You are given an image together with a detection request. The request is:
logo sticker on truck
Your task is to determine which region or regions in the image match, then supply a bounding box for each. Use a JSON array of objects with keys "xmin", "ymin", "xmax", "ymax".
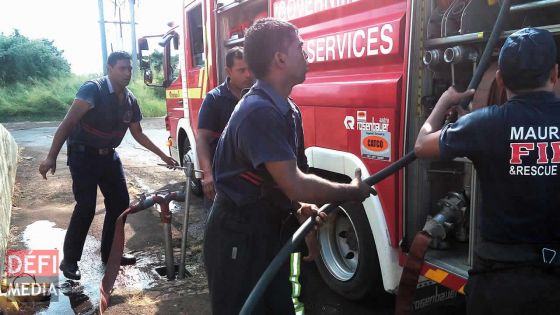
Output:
[
  {"xmin": 357, "ymin": 115, "xmax": 391, "ymax": 161},
  {"xmin": 361, "ymin": 129, "xmax": 391, "ymax": 161}
]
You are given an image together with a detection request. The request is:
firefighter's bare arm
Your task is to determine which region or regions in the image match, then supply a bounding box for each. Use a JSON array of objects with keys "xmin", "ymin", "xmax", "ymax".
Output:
[
  {"xmin": 266, "ymin": 160, "xmax": 372, "ymax": 204},
  {"xmin": 415, "ymin": 87, "xmax": 475, "ymax": 159},
  {"xmin": 39, "ymin": 99, "xmax": 91, "ymax": 179},
  {"xmin": 129, "ymin": 122, "xmax": 178, "ymax": 167},
  {"xmin": 196, "ymin": 128, "xmax": 220, "ymax": 200}
]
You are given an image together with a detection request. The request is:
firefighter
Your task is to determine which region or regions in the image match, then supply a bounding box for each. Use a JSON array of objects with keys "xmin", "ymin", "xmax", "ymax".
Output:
[
  {"xmin": 38, "ymin": 51, "xmax": 178, "ymax": 280},
  {"xmin": 203, "ymin": 18, "xmax": 372, "ymax": 314},
  {"xmin": 414, "ymin": 27, "xmax": 560, "ymax": 314},
  {"xmin": 196, "ymin": 46, "xmax": 315, "ymax": 313},
  {"xmin": 196, "ymin": 47, "xmax": 253, "ymax": 212}
]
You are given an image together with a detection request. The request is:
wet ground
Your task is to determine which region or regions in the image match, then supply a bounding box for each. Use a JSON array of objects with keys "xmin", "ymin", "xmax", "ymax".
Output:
[
  {"xmin": 5, "ymin": 118, "xmax": 210, "ymax": 314},
  {"xmin": 3, "ymin": 118, "xmax": 465, "ymax": 314}
]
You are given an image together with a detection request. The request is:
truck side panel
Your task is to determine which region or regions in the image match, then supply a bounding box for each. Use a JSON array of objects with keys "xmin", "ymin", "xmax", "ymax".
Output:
[{"xmin": 277, "ymin": 0, "xmax": 409, "ymax": 246}]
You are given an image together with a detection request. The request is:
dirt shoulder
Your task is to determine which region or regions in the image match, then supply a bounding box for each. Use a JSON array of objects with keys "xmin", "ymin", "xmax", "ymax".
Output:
[{"xmin": 7, "ymin": 119, "xmax": 210, "ymax": 314}]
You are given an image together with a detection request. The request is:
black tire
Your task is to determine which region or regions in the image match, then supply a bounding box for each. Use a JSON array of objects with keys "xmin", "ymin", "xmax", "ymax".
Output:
[
  {"xmin": 182, "ymin": 139, "xmax": 203, "ymax": 197},
  {"xmin": 315, "ymin": 201, "xmax": 385, "ymax": 300}
]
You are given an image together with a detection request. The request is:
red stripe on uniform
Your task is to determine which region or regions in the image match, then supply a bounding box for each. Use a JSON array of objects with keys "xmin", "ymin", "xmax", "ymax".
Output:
[
  {"xmin": 83, "ymin": 123, "xmax": 113, "ymax": 138},
  {"xmin": 240, "ymin": 173, "xmax": 261, "ymax": 186},
  {"xmin": 243, "ymin": 171, "xmax": 263, "ymax": 183}
]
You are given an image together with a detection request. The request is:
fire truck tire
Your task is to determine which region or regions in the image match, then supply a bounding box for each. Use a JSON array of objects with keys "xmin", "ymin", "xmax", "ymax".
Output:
[
  {"xmin": 182, "ymin": 143, "xmax": 203, "ymax": 197},
  {"xmin": 315, "ymin": 201, "xmax": 384, "ymax": 300}
]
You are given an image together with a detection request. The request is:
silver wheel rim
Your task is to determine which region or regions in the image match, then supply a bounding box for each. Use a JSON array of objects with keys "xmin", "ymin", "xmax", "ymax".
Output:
[
  {"xmin": 183, "ymin": 150, "xmax": 193, "ymax": 177},
  {"xmin": 318, "ymin": 206, "xmax": 359, "ymax": 281}
]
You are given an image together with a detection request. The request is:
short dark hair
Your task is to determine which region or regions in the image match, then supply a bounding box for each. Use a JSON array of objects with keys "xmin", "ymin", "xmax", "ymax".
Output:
[
  {"xmin": 499, "ymin": 27, "xmax": 557, "ymax": 91},
  {"xmin": 244, "ymin": 18, "xmax": 298, "ymax": 79},
  {"xmin": 226, "ymin": 47, "xmax": 244, "ymax": 68},
  {"xmin": 107, "ymin": 51, "xmax": 132, "ymax": 66}
]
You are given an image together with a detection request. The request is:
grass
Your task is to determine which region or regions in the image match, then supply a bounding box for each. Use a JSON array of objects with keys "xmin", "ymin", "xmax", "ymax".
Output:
[{"xmin": 0, "ymin": 74, "xmax": 167, "ymax": 122}]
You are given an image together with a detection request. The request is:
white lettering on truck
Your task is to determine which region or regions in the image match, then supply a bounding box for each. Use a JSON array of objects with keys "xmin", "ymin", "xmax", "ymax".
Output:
[
  {"xmin": 273, "ymin": 0, "xmax": 360, "ymax": 21},
  {"xmin": 305, "ymin": 23, "xmax": 395, "ymax": 63}
]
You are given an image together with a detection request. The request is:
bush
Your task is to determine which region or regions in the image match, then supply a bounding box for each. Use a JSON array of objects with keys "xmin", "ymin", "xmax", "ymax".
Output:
[
  {"xmin": 0, "ymin": 30, "xmax": 71, "ymax": 86},
  {"xmin": 128, "ymin": 78, "xmax": 167, "ymax": 117},
  {"xmin": 0, "ymin": 75, "xmax": 166, "ymax": 122},
  {"xmin": 0, "ymin": 75, "xmax": 85, "ymax": 121}
]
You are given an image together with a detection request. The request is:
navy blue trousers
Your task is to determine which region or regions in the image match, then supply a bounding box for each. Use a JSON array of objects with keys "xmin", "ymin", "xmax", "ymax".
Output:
[
  {"xmin": 203, "ymin": 194, "xmax": 296, "ymax": 315},
  {"xmin": 466, "ymin": 260, "xmax": 560, "ymax": 315},
  {"xmin": 63, "ymin": 150, "xmax": 129, "ymax": 263}
]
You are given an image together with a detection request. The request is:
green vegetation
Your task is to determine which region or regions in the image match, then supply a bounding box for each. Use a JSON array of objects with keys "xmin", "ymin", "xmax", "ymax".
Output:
[
  {"xmin": 0, "ymin": 75, "xmax": 84, "ymax": 121},
  {"xmin": 0, "ymin": 75, "xmax": 167, "ymax": 122},
  {"xmin": 128, "ymin": 78, "xmax": 167, "ymax": 118},
  {"xmin": 0, "ymin": 31, "xmax": 167, "ymax": 122},
  {"xmin": 0, "ymin": 30, "xmax": 70, "ymax": 86}
]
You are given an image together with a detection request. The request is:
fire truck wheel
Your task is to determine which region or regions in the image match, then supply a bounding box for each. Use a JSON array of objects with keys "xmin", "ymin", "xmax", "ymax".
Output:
[
  {"xmin": 183, "ymin": 145, "xmax": 203, "ymax": 197},
  {"xmin": 315, "ymin": 201, "xmax": 384, "ymax": 300}
]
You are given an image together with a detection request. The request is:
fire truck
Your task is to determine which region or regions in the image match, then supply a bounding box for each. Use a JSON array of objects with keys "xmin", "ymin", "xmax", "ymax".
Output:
[{"xmin": 138, "ymin": 0, "xmax": 560, "ymax": 304}]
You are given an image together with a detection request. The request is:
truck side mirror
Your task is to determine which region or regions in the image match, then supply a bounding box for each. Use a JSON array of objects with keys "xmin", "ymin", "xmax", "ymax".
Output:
[
  {"xmin": 143, "ymin": 69, "xmax": 153, "ymax": 84},
  {"xmin": 138, "ymin": 37, "xmax": 150, "ymax": 70},
  {"xmin": 138, "ymin": 37, "xmax": 149, "ymax": 51}
]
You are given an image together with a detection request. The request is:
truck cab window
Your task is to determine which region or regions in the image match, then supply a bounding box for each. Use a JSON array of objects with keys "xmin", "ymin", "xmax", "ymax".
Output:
[{"xmin": 188, "ymin": 4, "xmax": 204, "ymax": 67}]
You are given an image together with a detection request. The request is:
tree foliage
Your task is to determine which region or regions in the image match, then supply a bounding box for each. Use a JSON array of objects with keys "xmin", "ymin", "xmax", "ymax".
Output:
[
  {"xmin": 148, "ymin": 50, "xmax": 179, "ymax": 78},
  {"xmin": 0, "ymin": 30, "xmax": 71, "ymax": 86}
]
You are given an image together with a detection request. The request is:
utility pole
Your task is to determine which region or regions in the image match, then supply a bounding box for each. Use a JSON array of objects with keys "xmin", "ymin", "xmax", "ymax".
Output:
[
  {"xmin": 129, "ymin": 0, "xmax": 138, "ymax": 77},
  {"xmin": 98, "ymin": 0, "xmax": 108, "ymax": 75}
]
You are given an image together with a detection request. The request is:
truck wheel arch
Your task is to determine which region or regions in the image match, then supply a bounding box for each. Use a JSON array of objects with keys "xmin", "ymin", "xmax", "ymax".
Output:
[{"xmin": 305, "ymin": 147, "xmax": 402, "ymax": 294}]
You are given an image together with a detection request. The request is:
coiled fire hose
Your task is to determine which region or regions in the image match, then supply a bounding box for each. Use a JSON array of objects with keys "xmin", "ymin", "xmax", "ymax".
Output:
[{"xmin": 241, "ymin": 1, "xmax": 511, "ymax": 314}]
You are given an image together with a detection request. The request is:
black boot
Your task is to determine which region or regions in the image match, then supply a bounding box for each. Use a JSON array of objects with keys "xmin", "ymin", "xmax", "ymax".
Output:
[
  {"xmin": 102, "ymin": 253, "xmax": 137, "ymax": 266},
  {"xmin": 120, "ymin": 253, "xmax": 137, "ymax": 266},
  {"xmin": 60, "ymin": 259, "xmax": 81, "ymax": 280}
]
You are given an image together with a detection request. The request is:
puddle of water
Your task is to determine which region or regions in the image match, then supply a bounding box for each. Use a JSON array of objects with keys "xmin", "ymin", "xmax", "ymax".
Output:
[
  {"xmin": 169, "ymin": 200, "xmax": 185, "ymax": 215},
  {"xmin": 13, "ymin": 220, "xmax": 161, "ymax": 314}
]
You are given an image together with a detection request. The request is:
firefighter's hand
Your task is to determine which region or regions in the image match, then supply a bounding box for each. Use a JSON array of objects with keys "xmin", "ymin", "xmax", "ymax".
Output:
[
  {"xmin": 303, "ymin": 230, "xmax": 320, "ymax": 262},
  {"xmin": 436, "ymin": 86, "xmax": 475, "ymax": 112},
  {"xmin": 350, "ymin": 168, "xmax": 376, "ymax": 201},
  {"xmin": 296, "ymin": 203, "xmax": 325, "ymax": 262},
  {"xmin": 161, "ymin": 155, "xmax": 179, "ymax": 169},
  {"xmin": 201, "ymin": 174, "xmax": 216, "ymax": 200},
  {"xmin": 39, "ymin": 157, "xmax": 56, "ymax": 180},
  {"xmin": 296, "ymin": 203, "xmax": 327, "ymax": 226}
]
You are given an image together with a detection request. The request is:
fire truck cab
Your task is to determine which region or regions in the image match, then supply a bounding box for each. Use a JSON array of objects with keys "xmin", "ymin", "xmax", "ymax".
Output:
[{"xmin": 138, "ymin": 0, "xmax": 560, "ymax": 303}]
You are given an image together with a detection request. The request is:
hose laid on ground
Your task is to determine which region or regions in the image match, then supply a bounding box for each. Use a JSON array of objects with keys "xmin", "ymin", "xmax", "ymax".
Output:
[
  {"xmin": 99, "ymin": 190, "xmax": 185, "ymax": 313},
  {"xmin": 239, "ymin": 151, "xmax": 417, "ymax": 315}
]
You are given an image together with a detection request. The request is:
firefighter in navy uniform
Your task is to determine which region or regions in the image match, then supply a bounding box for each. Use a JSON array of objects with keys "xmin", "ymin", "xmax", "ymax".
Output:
[
  {"xmin": 39, "ymin": 51, "xmax": 178, "ymax": 280},
  {"xmin": 203, "ymin": 18, "xmax": 373, "ymax": 315},
  {"xmin": 196, "ymin": 47, "xmax": 253, "ymax": 212},
  {"xmin": 415, "ymin": 28, "xmax": 560, "ymax": 314}
]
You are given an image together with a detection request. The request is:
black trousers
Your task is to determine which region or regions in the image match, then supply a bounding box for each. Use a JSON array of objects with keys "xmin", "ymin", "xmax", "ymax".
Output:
[
  {"xmin": 466, "ymin": 260, "xmax": 560, "ymax": 315},
  {"xmin": 203, "ymin": 194, "xmax": 296, "ymax": 315},
  {"xmin": 63, "ymin": 150, "xmax": 129, "ymax": 263}
]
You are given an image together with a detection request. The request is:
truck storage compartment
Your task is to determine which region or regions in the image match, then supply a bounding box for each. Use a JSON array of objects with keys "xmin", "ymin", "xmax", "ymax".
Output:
[{"xmin": 404, "ymin": 0, "xmax": 560, "ymax": 279}]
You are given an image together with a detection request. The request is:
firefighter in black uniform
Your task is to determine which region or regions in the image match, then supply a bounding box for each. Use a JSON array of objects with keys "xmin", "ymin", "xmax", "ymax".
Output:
[
  {"xmin": 39, "ymin": 51, "xmax": 178, "ymax": 280},
  {"xmin": 415, "ymin": 27, "xmax": 560, "ymax": 314},
  {"xmin": 203, "ymin": 18, "xmax": 373, "ymax": 314}
]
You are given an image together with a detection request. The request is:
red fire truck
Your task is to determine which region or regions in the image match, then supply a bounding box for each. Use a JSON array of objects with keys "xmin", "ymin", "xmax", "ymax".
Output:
[{"xmin": 138, "ymin": 0, "xmax": 560, "ymax": 305}]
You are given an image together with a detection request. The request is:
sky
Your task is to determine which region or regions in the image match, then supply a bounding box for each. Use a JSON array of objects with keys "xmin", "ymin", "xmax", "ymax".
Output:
[{"xmin": 0, "ymin": 0, "xmax": 182, "ymax": 75}]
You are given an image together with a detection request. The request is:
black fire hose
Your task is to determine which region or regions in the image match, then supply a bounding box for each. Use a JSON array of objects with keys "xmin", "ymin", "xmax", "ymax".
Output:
[{"xmin": 240, "ymin": 151, "xmax": 417, "ymax": 315}]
